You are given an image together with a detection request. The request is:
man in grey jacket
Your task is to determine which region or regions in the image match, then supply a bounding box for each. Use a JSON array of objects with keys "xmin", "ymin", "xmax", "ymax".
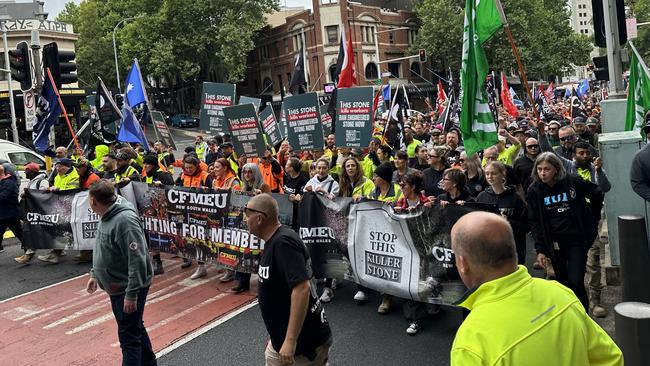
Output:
[{"xmin": 85, "ymin": 179, "xmax": 156, "ymax": 365}]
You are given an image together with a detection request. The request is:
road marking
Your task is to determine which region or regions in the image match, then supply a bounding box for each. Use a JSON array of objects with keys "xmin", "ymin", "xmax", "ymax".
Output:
[
  {"xmin": 0, "ymin": 274, "xmax": 88, "ymax": 304},
  {"xmin": 66, "ymin": 313, "xmax": 114, "ymax": 335},
  {"xmin": 155, "ymin": 299, "xmax": 259, "ymax": 358}
]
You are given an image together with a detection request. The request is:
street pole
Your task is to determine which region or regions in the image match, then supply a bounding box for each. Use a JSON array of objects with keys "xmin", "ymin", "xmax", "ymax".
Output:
[
  {"xmin": 374, "ymin": 26, "xmax": 409, "ymax": 78},
  {"xmin": 602, "ymin": 0, "xmax": 625, "ymax": 97},
  {"xmin": 2, "ymin": 21, "xmax": 19, "ymax": 143},
  {"xmin": 113, "ymin": 15, "xmax": 144, "ymax": 93}
]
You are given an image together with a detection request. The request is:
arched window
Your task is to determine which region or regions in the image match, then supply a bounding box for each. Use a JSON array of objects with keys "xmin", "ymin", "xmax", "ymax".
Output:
[
  {"xmin": 329, "ymin": 64, "xmax": 338, "ymax": 82},
  {"xmin": 365, "ymin": 62, "xmax": 378, "ymax": 80},
  {"xmin": 410, "ymin": 63, "xmax": 421, "ymax": 78}
]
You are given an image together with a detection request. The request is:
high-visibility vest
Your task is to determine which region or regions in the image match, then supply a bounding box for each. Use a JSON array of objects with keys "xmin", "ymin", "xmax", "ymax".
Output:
[
  {"xmin": 195, "ymin": 143, "xmax": 207, "ymax": 160},
  {"xmin": 54, "ymin": 168, "xmax": 80, "ymax": 191},
  {"xmin": 181, "ymin": 170, "xmax": 209, "ymax": 188},
  {"xmin": 114, "ymin": 165, "xmax": 138, "ymax": 183}
]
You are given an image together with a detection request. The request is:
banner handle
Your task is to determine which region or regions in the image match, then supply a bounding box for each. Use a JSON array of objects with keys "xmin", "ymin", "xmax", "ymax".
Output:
[{"xmin": 46, "ymin": 68, "xmax": 82, "ymax": 153}]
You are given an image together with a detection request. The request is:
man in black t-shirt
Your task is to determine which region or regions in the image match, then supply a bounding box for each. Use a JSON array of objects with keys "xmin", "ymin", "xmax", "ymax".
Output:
[{"xmin": 245, "ymin": 194, "xmax": 332, "ymax": 365}]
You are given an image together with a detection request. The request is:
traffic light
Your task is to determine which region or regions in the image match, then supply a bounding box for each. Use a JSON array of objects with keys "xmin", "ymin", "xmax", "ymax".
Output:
[
  {"xmin": 592, "ymin": 0, "xmax": 627, "ymax": 48},
  {"xmin": 418, "ymin": 49, "xmax": 426, "ymax": 63},
  {"xmin": 8, "ymin": 41, "xmax": 33, "ymax": 91},
  {"xmin": 42, "ymin": 42, "xmax": 78, "ymax": 89},
  {"xmin": 592, "ymin": 56, "xmax": 609, "ymax": 81}
]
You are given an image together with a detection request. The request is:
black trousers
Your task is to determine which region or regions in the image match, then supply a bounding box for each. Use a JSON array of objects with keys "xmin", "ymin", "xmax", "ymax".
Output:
[
  {"xmin": 552, "ymin": 244, "xmax": 590, "ymax": 311},
  {"xmin": 0, "ymin": 218, "xmax": 22, "ymax": 247},
  {"xmin": 110, "ymin": 286, "xmax": 157, "ymax": 366}
]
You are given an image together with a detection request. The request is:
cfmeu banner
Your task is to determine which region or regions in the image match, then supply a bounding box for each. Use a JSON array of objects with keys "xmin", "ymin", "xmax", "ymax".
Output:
[
  {"xmin": 125, "ymin": 182, "xmax": 293, "ymax": 273},
  {"xmin": 22, "ymin": 189, "xmax": 98, "ymax": 251},
  {"xmin": 297, "ymin": 193, "xmax": 493, "ymax": 305}
]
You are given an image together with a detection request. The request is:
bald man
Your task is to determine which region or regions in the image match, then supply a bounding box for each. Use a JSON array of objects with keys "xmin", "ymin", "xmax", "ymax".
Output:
[
  {"xmin": 246, "ymin": 194, "xmax": 332, "ymax": 366},
  {"xmin": 450, "ymin": 211, "xmax": 622, "ymax": 366}
]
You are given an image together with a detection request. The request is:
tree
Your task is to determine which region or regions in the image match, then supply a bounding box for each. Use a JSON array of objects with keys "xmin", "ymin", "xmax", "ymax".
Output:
[
  {"xmin": 629, "ymin": 0, "xmax": 650, "ymax": 61},
  {"xmin": 415, "ymin": 0, "xmax": 593, "ymax": 80}
]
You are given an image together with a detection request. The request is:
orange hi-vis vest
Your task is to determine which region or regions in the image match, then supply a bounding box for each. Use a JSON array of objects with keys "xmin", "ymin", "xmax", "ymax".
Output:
[{"xmin": 181, "ymin": 170, "xmax": 209, "ymax": 188}]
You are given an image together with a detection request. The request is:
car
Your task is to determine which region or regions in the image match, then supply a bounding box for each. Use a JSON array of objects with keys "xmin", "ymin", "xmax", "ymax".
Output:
[
  {"xmin": 0, "ymin": 139, "xmax": 46, "ymax": 192},
  {"xmin": 170, "ymin": 114, "xmax": 198, "ymax": 128}
]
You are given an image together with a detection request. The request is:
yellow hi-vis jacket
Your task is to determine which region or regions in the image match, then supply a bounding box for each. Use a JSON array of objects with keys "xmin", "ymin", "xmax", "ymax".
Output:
[
  {"xmin": 451, "ymin": 265, "xmax": 623, "ymax": 366},
  {"xmin": 53, "ymin": 168, "xmax": 80, "ymax": 191}
]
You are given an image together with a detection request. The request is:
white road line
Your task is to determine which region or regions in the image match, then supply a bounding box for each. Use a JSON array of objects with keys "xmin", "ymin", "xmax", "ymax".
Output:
[
  {"xmin": 7, "ymin": 292, "xmax": 92, "ymax": 321},
  {"xmin": 42, "ymin": 299, "xmax": 110, "ymax": 329},
  {"xmin": 0, "ymin": 274, "xmax": 89, "ymax": 304},
  {"xmin": 23, "ymin": 295, "xmax": 104, "ymax": 325},
  {"xmin": 65, "ymin": 313, "xmax": 114, "ymax": 335},
  {"xmin": 155, "ymin": 300, "xmax": 259, "ymax": 359}
]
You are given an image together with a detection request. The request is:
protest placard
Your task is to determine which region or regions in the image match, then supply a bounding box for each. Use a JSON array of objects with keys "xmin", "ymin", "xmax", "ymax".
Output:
[
  {"xmin": 282, "ymin": 92, "xmax": 324, "ymax": 151},
  {"xmin": 224, "ymin": 104, "xmax": 266, "ymax": 157},
  {"xmin": 199, "ymin": 82, "xmax": 236, "ymax": 135},
  {"xmin": 335, "ymin": 87, "xmax": 374, "ymax": 148}
]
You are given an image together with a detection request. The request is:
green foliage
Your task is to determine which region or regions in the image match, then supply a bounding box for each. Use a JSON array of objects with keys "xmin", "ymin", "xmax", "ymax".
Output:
[
  {"xmin": 415, "ymin": 0, "xmax": 593, "ymax": 79},
  {"xmin": 630, "ymin": 0, "xmax": 650, "ymax": 62},
  {"xmin": 54, "ymin": 0, "xmax": 277, "ymax": 90}
]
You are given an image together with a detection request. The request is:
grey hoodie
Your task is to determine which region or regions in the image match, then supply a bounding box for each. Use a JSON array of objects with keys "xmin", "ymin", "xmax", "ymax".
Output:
[{"xmin": 90, "ymin": 196, "xmax": 153, "ymax": 301}]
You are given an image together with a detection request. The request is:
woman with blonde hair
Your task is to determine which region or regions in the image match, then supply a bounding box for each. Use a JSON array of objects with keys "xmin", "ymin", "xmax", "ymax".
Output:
[{"xmin": 459, "ymin": 151, "xmax": 486, "ymax": 197}]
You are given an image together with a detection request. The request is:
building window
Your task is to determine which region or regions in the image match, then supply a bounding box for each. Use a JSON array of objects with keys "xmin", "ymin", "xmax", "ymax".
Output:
[
  {"xmin": 389, "ymin": 29, "xmax": 395, "ymax": 44},
  {"xmin": 361, "ymin": 26, "xmax": 375, "ymax": 44},
  {"xmin": 365, "ymin": 62, "xmax": 378, "ymax": 80},
  {"xmin": 321, "ymin": 0, "xmax": 337, "ymax": 4},
  {"xmin": 408, "ymin": 29, "xmax": 418, "ymax": 45},
  {"xmin": 263, "ymin": 77, "xmax": 273, "ymax": 93},
  {"xmin": 293, "ymin": 34, "xmax": 304, "ymax": 51},
  {"xmin": 410, "ymin": 63, "xmax": 421, "ymax": 78},
  {"xmin": 325, "ymin": 25, "xmax": 339, "ymax": 44},
  {"xmin": 388, "ymin": 62, "xmax": 400, "ymax": 78},
  {"xmin": 284, "ymin": 39, "xmax": 289, "ymax": 54},
  {"xmin": 329, "ymin": 64, "xmax": 338, "ymax": 82}
]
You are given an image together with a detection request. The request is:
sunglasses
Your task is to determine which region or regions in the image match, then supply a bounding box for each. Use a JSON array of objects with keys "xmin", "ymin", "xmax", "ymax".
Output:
[
  {"xmin": 526, "ymin": 144, "xmax": 539, "ymax": 149},
  {"xmin": 559, "ymin": 136, "xmax": 575, "ymax": 142},
  {"xmin": 244, "ymin": 207, "xmax": 267, "ymax": 217}
]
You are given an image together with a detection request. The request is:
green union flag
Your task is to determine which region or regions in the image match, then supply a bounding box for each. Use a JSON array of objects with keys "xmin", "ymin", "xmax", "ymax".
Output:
[
  {"xmin": 625, "ymin": 47, "xmax": 650, "ymax": 134},
  {"xmin": 460, "ymin": 0, "xmax": 504, "ymax": 156}
]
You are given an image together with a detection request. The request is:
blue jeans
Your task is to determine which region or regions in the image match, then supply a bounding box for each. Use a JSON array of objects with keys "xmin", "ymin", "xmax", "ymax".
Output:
[{"xmin": 110, "ymin": 286, "xmax": 157, "ymax": 366}]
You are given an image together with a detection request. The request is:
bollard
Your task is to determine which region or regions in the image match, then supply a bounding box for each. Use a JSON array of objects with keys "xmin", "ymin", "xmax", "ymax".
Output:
[
  {"xmin": 617, "ymin": 216, "xmax": 650, "ymax": 303},
  {"xmin": 614, "ymin": 302, "xmax": 650, "ymax": 366}
]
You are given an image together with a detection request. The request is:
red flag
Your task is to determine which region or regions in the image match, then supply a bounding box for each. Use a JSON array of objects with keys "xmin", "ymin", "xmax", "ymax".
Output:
[
  {"xmin": 436, "ymin": 79, "xmax": 447, "ymax": 114},
  {"xmin": 500, "ymin": 72, "xmax": 519, "ymax": 118},
  {"xmin": 337, "ymin": 28, "xmax": 357, "ymax": 88},
  {"xmin": 544, "ymin": 81, "xmax": 554, "ymax": 104}
]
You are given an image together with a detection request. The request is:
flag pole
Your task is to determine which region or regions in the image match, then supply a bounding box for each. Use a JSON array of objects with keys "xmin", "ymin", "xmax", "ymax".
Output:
[
  {"xmin": 46, "ymin": 68, "xmax": 82, "ymax": 152},
  {"xmin": 495, "ymin": 0, "xmax": 541, "ymax": 125}
]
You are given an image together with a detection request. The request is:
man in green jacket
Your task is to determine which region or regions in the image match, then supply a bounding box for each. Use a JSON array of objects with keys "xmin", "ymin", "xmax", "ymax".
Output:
[
  {"xmin": 450, "ymin": 211, "xmax": 622, "ymax": 366},
  {"xmin": 85, "ymin": 179, "xmax": 156, "ymax": 365}
]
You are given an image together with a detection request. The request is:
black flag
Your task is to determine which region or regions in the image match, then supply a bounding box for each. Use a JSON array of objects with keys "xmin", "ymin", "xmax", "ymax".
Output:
[
  {"xmin": 535, "ymin": 89, "xmax": 552, "ymax": 120},
  {"xmin": 570, "ymin": 95, "xmax": 587, "ymax": 120},
  {"xmin": 91, "ymin": 78, "xmax": 122, "ymax": 144},
  {"xmin": 288, "ymin": 47, "xmax": 307, "ymax": 95}
]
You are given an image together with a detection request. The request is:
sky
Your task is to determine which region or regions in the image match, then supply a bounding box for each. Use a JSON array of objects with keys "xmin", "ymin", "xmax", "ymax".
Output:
[{"xmin": 43, "ymin": 0, "xmax": 313, "ymax": 20}]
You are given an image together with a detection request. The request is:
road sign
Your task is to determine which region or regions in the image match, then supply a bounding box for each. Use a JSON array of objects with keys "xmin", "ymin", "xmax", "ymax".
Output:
[{"xmin": 23, "ymin": 89, "xmax": 36, "ymax": 131}]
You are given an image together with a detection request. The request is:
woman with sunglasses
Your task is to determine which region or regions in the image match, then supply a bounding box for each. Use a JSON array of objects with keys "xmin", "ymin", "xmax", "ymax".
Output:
[
  {"xmin": 476, "ymin": 161, "xmax": 528, "ymax": 264},
  {"xmin": 229, "ymin": 163, "xmax": 271, "ymax": 294},
  {"xmin": 423, "ymin": 146, "xmax": 449, "ymax": 199},
  {"xmin": 459, "ymin": 151, "xmax": 486, "ymax": 197},
  {"xmin": 438, "ymin": 168, "xmax": 473, "ymax": 207}
]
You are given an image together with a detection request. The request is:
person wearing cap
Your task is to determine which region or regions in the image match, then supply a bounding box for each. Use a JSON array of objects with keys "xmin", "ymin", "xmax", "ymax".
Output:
[
  {"xmin": 13, "ymin": 163, "xmax": 49, "ymax": 263},
  {"xmin": 38, "ymin": 159, "xmax": 80, "ymax": 264},
  {"xmin": 572, "ymin": 116, "xmax": 596, "ymax": 147},
  {"xmin": 76, "ymin": 158, "xmax": 101, "ymax": 190},
  {"xmin": 204, "ymin": 139, "xmax": 221, "ymax": 165},
  {"xmin": 142, "ymin": 155, "xmax": 174, "ymax": 187},
  {"xmin": 220, "ymin": 142, "xmax": 240, "ymax": 174},
  {"xmin": 586, "ymin": 117, "xmax": 600, "ymax": 143},
  {"xmin": 546, "ymin": 120, "xmax": 562, "ymax": 148}
]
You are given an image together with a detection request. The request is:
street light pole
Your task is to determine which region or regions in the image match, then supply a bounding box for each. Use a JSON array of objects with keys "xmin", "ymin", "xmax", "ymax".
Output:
[
  {"xmin": 1, "ymin": 21, "xmax": 19, "ymax": 143},
  {"xmin": 113, "ymin": 15, "xmax": 144, "ymax": 93},
  {"xmin": 373, "ymin": 26, "xmax": 410, "ymax": 77}
]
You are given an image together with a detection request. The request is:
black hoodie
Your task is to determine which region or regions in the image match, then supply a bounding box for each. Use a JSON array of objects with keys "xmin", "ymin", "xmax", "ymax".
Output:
[{"xmin": 476, "ymin": 186, "xmax": 528, "ymax": 234}]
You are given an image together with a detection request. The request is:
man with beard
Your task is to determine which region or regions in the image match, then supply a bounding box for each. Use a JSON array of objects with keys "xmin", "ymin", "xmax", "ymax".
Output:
[
  {"xmin": 108, "ymin": 153, "xmax": 142, "ymax": 187},
  {"xmin": 413, "ymin": 122, "xmax": 431, "ymax": 144},
  {"xmin": 572, "ymin": 117, "xmax": 596, "ymax": 147}
]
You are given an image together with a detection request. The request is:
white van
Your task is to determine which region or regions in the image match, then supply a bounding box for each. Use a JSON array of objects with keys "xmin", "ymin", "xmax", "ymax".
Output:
[{"xmin": 0, "ymin": 139, "xmax": 46, "ymax": 191}]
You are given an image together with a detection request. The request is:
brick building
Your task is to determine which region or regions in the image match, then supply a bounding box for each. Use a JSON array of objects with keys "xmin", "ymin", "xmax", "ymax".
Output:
[{"xmin": 239, "ymin": 0, "xmax": 434, "ymax": 105}]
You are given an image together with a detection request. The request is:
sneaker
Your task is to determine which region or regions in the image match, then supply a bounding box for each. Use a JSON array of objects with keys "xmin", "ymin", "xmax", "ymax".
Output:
[
  {"xmin": 37, "ymin": 253, "xmax": 59, "ymax": 264},
  {"xmin": 406, "ymin": 321, "xmax": 422, "ymax": 335},
  {"xmin": 25, "ymin": 249, "xmax": 35, "ymax": 255},
  {"xmin": 320, "ymin": 287, "xmax": 334, "ymax": 303},
  {"xmin": 181, "ymin": 258, "xmax": 192, "ymax": 269},
  {"xmin": 591, "ymin": 304, "xmax": 608, "ymax": 318},
  {"xmin": 377, "ymin": 294, "xmax": 391, "ymax": 314},
  {"xmin": 153, "ymin": 261, "xmax": 165, "ymax": 276},
  {"xmin": 14, "ymin": 254, "xmax": 34, "ymax": 264},
  {"xmin": 353, "ymin": 290, "xmax": 368, "ymax": 302},
  {"xmin": 190, "ymin": 264, "xmax": 207, "ymax": 280},
  {"xmin": 219, "ymin": 270, "xmax": 235, "ymax": 283}
]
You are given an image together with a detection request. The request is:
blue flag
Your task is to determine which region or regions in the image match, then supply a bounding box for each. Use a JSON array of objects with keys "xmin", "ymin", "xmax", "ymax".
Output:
[
  {"xmin": 382, "ymin": 85, "xmax": 391, "ymax": 105},
  {"xmin": 32, "ymin": 75, "xmax": 62, "ymax": 154},
  {"xmin": 117, "ymin": 105, "xmax": 149, "ymax": 150},
  {"xmin": 124, "ymin": 59, "xmax": 147, "ymax": 108},
  {"xmin": 565, "ymin": 87, "xmax": 572, "ymax": 98},
  {"xmin": 576, "ymin": 79, "xmax": 589, "ymax": 98}
]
